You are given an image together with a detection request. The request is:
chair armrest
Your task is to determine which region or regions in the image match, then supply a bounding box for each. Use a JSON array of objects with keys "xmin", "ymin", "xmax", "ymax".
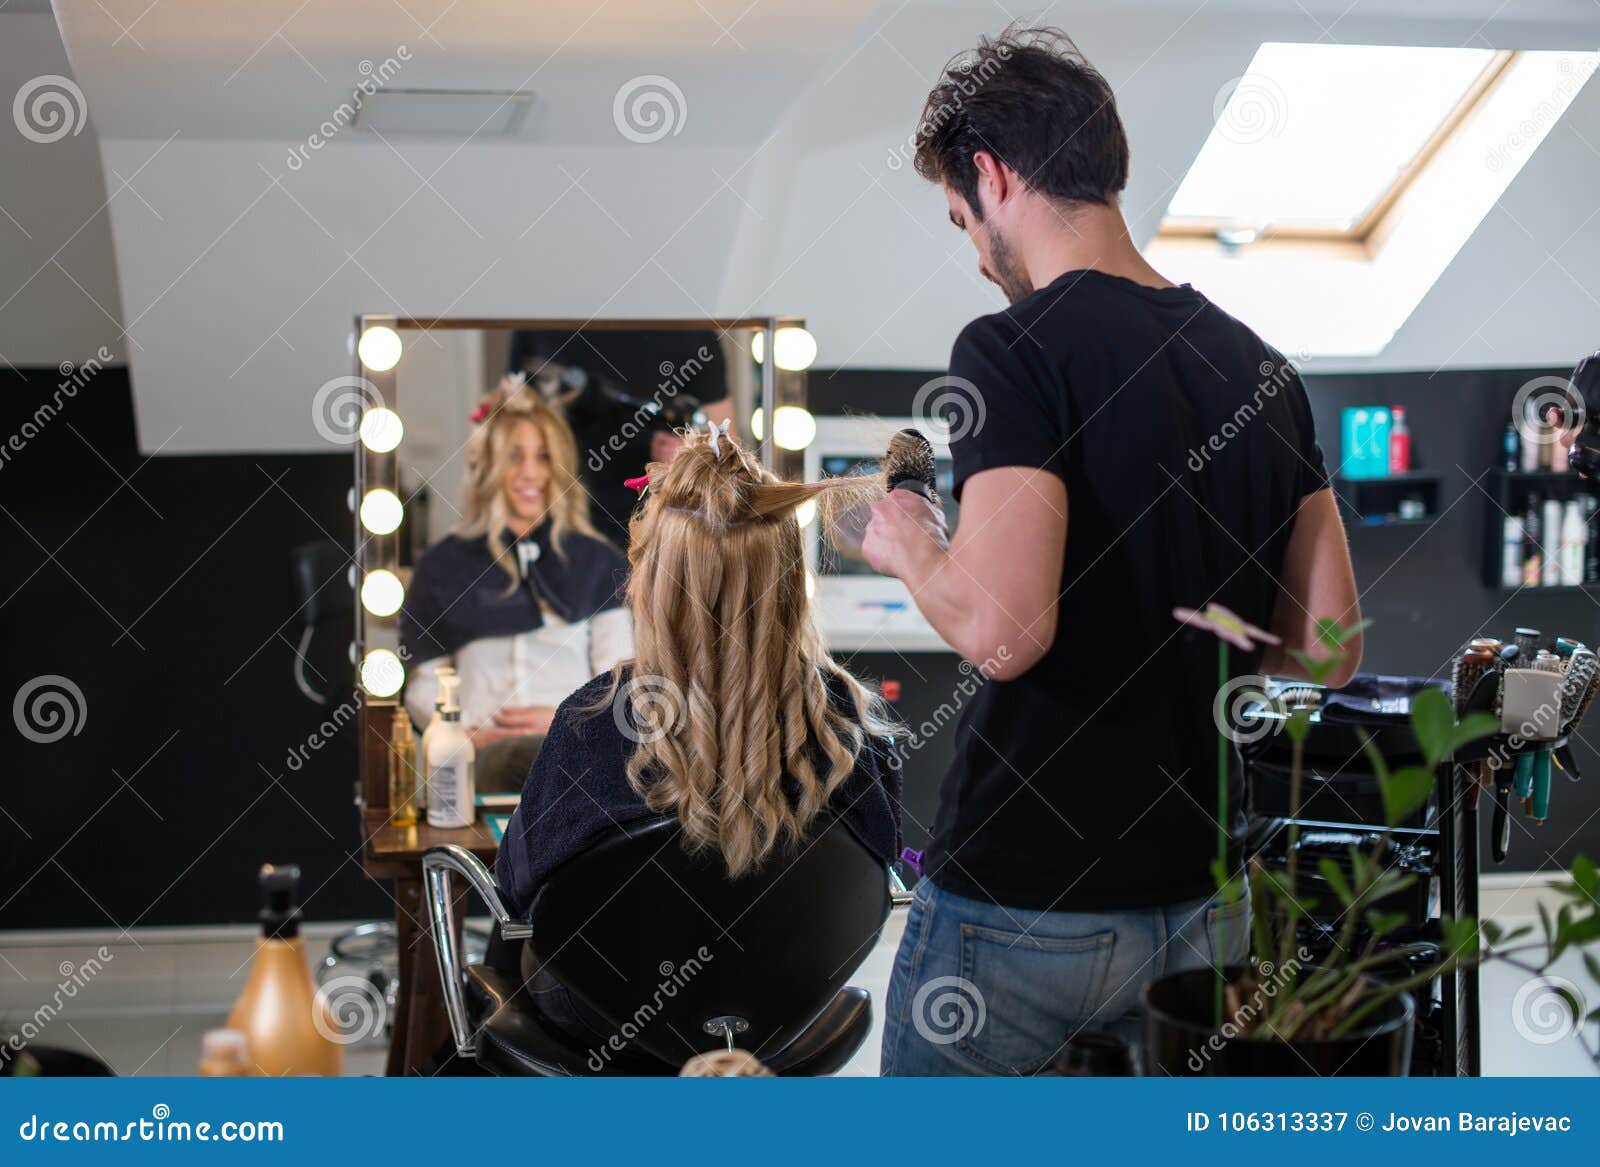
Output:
[{"xmin": 420, "ymin": 845, "xmax": 531, "ymax": 1056}]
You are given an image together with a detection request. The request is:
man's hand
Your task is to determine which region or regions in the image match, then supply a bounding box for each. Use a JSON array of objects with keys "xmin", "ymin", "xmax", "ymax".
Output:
[{"xmin": 862, "ymin": 490, "xmax": 949, "ymax": 580}]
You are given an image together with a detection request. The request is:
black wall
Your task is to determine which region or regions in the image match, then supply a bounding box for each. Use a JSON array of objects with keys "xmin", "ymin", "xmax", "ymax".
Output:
[
  {"xmin": 813, "ymin": 365, "xmax": 1600, "ymax": 874},
  {"xmin": 1, "ymin": 368, "xmax": 387, "ymax": 929},
  {"xmin": 3, "ymin": 361, "xmax": 1593, "ymax": 933}
]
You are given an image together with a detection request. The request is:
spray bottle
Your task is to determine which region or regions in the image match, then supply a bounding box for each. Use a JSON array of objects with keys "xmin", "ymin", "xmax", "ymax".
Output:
[
  {"xmin": 426, "ymin": 672, "xmax": 475, "ymax": 829},
  {"xmin": 415, "ymin": 665, "xmax": 456, "ymax": 814}
]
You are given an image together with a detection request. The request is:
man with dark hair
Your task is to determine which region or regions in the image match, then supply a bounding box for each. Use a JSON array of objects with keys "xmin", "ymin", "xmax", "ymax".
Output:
[{"xmin": 862, "ymin": 27, "xmax": 1361, "ymax": 1074}]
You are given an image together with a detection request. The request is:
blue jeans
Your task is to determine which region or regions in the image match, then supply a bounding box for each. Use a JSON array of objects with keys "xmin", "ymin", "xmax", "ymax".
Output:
[{"xmin": 880, "ymin": 880, "xmax": 1249, "ymax": 1076}]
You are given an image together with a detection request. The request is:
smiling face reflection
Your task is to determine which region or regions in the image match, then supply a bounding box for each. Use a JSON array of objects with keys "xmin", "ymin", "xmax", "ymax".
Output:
[{"xmin": 502, "ymin": 418, "xmax": 552, "ymax": 534}]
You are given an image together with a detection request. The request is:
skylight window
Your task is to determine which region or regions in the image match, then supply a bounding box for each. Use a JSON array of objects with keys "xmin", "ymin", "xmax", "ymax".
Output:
[
  {"xmin": 1165, "ymin": 44, "xmax": 1509, "ymax": 238},
  {"xmin": 1145, "ymin": 45, "xmax": 1598, "ymax": 356}
]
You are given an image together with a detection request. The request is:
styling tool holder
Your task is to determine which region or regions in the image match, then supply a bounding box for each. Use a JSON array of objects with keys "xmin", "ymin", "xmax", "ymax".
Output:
[{"xmin": 1449, "ymin": 628, "xmax": 1598, "ymax": 865}]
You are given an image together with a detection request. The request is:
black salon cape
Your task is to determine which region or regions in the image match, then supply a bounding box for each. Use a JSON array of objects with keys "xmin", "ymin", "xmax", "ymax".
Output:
[
  {"xmin": 493, "ymin": 668, "xmax": 903, "ymax": 920},
  {"xmin": 399, "ymin": 523, "xmax": 628, "ymax": 664}
]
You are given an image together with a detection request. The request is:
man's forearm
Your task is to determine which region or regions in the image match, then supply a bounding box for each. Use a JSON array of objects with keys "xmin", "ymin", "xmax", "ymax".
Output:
[{"xmin": 898, "ymin": 539, "xmax": 992, "ymax": 666}]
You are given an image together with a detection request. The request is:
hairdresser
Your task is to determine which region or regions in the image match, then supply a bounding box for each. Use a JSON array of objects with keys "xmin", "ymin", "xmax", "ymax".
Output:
[{"xmin": 862, "ymin": 26, "xmax": 1361, "ymax": 1076}]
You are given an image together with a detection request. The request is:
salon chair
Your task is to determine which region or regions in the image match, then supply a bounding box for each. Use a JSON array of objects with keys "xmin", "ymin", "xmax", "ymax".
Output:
[{"xmin": 422, "ymin": 816, "xmax": 910, "ymax": 1075}]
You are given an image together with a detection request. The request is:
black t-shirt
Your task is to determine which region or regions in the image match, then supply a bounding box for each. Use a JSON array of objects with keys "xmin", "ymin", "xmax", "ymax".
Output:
[{"xmin": 926, "ymin": 269, "xmax": 1328, "ymax": 912}]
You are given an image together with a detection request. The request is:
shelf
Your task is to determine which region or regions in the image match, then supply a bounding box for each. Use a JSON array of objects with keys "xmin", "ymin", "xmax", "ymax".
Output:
[
  {"xmin": 1334, "ymin": 472, "xmax": 1441, "ymax": 486},
  {"xmin": 1492, "ymin": 584, "xmax": 1600, "ymax": 595},
  {"xmin": 1350, "ymin": 517, "xmax": 1436, "ymax": 529}
]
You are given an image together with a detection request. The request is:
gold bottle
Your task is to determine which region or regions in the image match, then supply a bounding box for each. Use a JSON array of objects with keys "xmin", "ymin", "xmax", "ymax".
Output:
[
  {"xmin": 226, "ymin": 864, "xmax": 344, "ymax": 1077},
  {"xmin": 389, "ymin": 707, "xmax": 418, "ymax": 827}
]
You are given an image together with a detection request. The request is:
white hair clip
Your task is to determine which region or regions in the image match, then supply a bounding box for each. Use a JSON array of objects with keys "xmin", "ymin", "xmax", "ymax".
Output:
[{"xmin": 706, "ymin": 418, "xmax": 732, "ymax": 459}]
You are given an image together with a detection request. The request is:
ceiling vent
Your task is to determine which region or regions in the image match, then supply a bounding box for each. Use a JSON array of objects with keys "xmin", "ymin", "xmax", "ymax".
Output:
[{"xmin": 354, "ymin": 88, "xmax": 534, "ymax": 138}]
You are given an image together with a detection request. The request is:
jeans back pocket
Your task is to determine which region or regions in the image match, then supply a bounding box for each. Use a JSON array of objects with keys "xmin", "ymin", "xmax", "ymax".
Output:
[{"xmin": 950, "ymin": 923, "xmax": 1115, "ymax": 1075}]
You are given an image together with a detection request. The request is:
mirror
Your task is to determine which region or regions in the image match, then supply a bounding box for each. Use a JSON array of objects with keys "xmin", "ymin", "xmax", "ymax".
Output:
[{"xmin": 349, "ymin": 317, "xmax": 812, "ymax": 826}]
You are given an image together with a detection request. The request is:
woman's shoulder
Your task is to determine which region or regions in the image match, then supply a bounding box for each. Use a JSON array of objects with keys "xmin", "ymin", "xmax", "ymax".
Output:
[{"xmin": 550, "ymin": 666, "xmax": 634, "ymax": 743}]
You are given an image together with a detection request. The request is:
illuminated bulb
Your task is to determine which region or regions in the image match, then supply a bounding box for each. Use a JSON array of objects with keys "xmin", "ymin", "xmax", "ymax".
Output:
[
  {"xmin": 361, "ymin": 569, "xmax": 404, "ymax": 617},
  {"xmin": 360, "ymin": 649, "xmax": 404, "ymax": 697},
  {"xmin": 358, "ymin": 326, "xmax": 403, "ymax": 372},
  {"xmin": 773, "ymin": 406, "xmax": 816, "ymax": 451},
  {"xmin": 772, "ymin": 327, "xmax": 817, "ymax": 372},
  {"xmin": 359, "ymin": 407, "xmax": 404, "ymax": 453},
  {"xmin": 751, "ymin": 327, "xmax": 817, "ymax": 372},
  {"xmin": 360, "ymin": 488, "xmax": 403, "ymax": 535},
  {"xmin": 804, "ymin": 571, "xmax": 816, "ymax": 599},
  {"xmin": 795, "ymin": 499, "xmax": 817, "ymax": 527},
  {"xmin": 749, "ymin": 406, "xmax": 815, "ymax": 450}
]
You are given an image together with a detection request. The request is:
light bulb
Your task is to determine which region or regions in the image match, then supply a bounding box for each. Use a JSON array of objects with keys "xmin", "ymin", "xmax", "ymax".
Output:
[
  {"xmin": 804, "ymin": 571, "xmax": 816, "ymax": 599},
  {"xmin": 772, "ymin": 406, "xmax": 816, "ymax": 451},
  {"xmin": 358, "ymin": 326, "xmax": 403, "ymax": 372},
  {"xmin": 751, "ymin": 332, "xmax": 765, "ymax": 364},
  {"xmin": 772, "ymin": 326, "xmax": 817, "ymax": 372},
  {"xmin": 360, "ymin": 488, "xmax": 403, "ymax": 535},
  {"xmin": 360, "ymin": 649, "xmax": 404, "ymax": 697},
  {"xmin": 361, "ymin": 569, "xmax": 404, "ymax": 617},
  {"xmin": 359, "ymin": 407, "xmax": 404, "ymax": 453},
  {"xmin": 795, "ymin": 499, "xmax": 817, "ymax": 527}
]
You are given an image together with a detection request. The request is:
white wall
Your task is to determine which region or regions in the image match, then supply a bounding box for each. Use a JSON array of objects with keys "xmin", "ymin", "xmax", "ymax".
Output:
[
  {"xmin": 0, "ymin": 13, "xmax": 124, "ymax": 371},
  {"xmin": 6, "ymin": 1, "xmax": 1600, "ymax": 454}
]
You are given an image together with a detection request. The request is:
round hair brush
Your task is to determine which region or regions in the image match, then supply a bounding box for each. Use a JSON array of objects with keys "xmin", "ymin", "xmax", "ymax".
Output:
[{"xmin": 884, "ymin": 428, "xmax": 939, "ymax": 505}]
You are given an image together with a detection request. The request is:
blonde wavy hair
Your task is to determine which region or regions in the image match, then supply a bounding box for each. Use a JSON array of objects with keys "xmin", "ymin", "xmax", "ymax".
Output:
[
  {"xmin": 605, "ymin": 427, "xmax": 899, "ymax": 875},
  {"xmin": 458, "ymin": 375, "xmax": 601, "ymax": 586}
]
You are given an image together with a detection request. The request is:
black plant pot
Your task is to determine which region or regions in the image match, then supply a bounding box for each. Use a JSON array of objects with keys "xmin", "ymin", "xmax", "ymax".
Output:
[{"xmin": 1142, "ymin": 967, "xmax": 1414, "ymax": 1076}]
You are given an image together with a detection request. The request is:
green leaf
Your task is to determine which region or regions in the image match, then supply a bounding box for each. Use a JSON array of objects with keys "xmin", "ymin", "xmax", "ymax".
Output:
[
  {"xmin": 1285, "ymin": 707, "xmax": 1312, "ymax": 744},
  {"xmin": 1450, "ymin": 712, "xmax": 1501, "ymax": 756},
  {"xmin": 1366, "ymin": 910, "xmax": 1407, "ymax": 937},
  {"xmin": 1481, "ymin": 919, "xmax": 1503, "ymax": 945},
  {"xmin": 1210, "ymin": 858, "xmax": 1244, "ymax": 904},
  {"xmin": 1318, "ymin": 858, "xmax": 1355, "ymax": 907},
  {"xmin": 1571, "ymin": 855, "xmax": 1599, "ymax": 902},
  {"xmin": 1441, "ymin": 916, "xmax": 1479, "ymax": 960},
  {"xmin": 1379, "ymin": 765, "xmax": 1435, "ymax": 827},
  {"xmin": 1410, "ymin": 687, "xmax": 1454, "ymax": 768},
  {"xmin": 1289, "ymin": 649, "xmax": 1340, "ymax": 686},
  {"xmin": 1582, "ymin": 951, "xmax": 1600, "ymax": 987}
]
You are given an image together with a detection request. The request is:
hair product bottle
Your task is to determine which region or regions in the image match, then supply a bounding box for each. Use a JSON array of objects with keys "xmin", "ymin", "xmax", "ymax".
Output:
[
  {"xmin": 1562, "ymin": 499, "xmax": 1586, "ymax": 586},
  {"xmin": 389, "ymin": 706, "xmax": 418, "ymax": 827},
  {"xmin": 1543, "ymin": 497, "xmax": 1564, "ymax": 585},
  {"xmin": 1388, "ymin": 406, "xmax": 1411, "ymax": 474},
  {"xmin": 426, "ymin": 674, "xmax": 475, "ymax": 829},
  {"xmin": 415, "ymin": 665, "xmax": 456, "ymax": 814},
  {"xmin": 226, "ymin": 864, "xmax": 343, "ymax": 1077}
]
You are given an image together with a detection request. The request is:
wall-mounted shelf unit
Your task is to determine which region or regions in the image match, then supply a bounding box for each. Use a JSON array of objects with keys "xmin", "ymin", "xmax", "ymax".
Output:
[
  {"xmin": 1479, "ymin": 467, "xmax": 1599, "ymax": 589},
  {"xmin": 1334, "ymin": 473, "xmax": 1440, "ymax": 529}
]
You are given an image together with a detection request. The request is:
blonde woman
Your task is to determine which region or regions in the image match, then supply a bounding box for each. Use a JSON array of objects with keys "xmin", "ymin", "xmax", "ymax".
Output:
[
  {"xmin": 494, "ymin": 425, "xmax": 903, "ymax": 927},
  {"xmin": 400, "ymin": 376, "xmax": 632, "ymax": 748}
]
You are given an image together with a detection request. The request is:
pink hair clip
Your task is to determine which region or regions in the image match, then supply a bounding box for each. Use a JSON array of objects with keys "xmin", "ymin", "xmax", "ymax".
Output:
[
  {"xmin": 468, "ymin": 403, "xmax": 489, "ymax": 424},
  {"xmin": 624, "ymin": 473, "xmax": 650, "ymax": 493}
]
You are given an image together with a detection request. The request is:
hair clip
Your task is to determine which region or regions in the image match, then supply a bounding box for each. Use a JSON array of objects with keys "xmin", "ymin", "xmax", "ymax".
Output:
[
  {"xmin": 468, "ymin": 401, "xmax": 490, "ymax": 424},
  {"xmin": 624, "ymin": 473, "xmax": 650, "ymax": 494},
  {"xmin": 706, "ymin": 418, "xmax": 732, "ymax": 458}
]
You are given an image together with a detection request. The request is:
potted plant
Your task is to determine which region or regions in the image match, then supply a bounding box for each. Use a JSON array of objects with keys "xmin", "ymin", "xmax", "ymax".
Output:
[{"xmin": 1146, "ymin": 609, "xmax": 1600, "ymax": 1076}]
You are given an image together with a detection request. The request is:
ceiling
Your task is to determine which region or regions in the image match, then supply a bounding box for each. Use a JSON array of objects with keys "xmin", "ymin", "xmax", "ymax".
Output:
[{"xmin": 3, "ymin": 0, "xmax": 1599, "ymax": 452}]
